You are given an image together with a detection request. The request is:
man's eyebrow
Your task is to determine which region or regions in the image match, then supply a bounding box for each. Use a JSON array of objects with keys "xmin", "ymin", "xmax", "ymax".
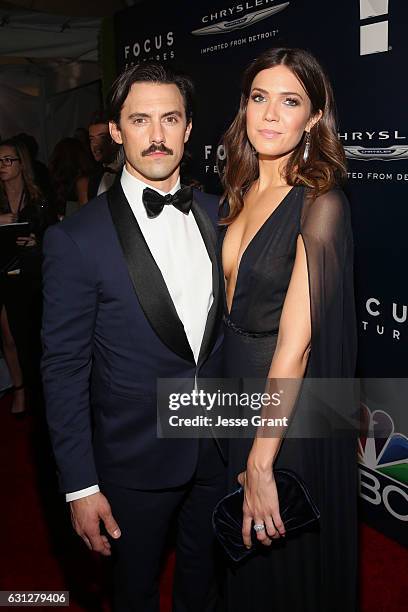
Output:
[
  {"xmin": 128, "ymin": 112, "xmax": 150, "ymax": 119},
  {"xmin": 162, "ymin": 110, "xmax": 183, "ymax": 118},
  {"xmin": 90, "ymin": 131, "xmax": 109, "ymax": 137},
  {"xmin": 127, "ymin": 110, "xmax": 183, "ymax": 120}
]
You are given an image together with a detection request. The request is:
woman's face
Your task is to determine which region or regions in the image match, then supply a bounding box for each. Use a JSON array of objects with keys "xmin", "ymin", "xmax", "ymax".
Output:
[
  {"xmin": 246, "ymin": 65, "xmax": 320, "ymax": 159},
  {"xmin": 0, "ymin": 145, "xmax": 22, "ymax": 183}
]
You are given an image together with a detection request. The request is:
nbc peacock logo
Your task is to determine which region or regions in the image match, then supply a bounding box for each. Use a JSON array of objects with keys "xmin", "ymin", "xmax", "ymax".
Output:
[{"xmin": 358, "ymin": 403, "xmax": 408, "ymax": 522}]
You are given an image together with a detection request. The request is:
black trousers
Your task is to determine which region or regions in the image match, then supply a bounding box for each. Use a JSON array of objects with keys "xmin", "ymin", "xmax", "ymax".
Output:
[{"xmin": 101, "ymin": 439, "xmax": 227, "ymax": 612}]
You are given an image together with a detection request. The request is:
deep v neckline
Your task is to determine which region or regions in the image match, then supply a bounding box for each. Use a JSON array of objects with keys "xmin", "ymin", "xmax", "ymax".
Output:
[{"xmin": 224, "ymin": 186, "xmax": 296, "ymax": 316}]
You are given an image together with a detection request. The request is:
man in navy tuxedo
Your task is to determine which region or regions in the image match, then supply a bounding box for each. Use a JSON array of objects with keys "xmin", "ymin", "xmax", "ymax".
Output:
[{"xmin": 42, "ymin": 63, "xmax": 226, "ymax": 611}]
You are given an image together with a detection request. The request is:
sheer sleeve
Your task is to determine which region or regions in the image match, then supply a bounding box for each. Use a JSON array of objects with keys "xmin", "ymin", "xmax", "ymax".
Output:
[{"xmin": 300, "ymin": 189, "xmax": 357, "ymax": 377}]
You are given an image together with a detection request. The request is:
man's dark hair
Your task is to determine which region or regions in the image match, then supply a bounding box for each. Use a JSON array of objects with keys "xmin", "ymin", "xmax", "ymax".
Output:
[
  {"xmin": 106, "ymin": 62, "xmax": 194, "ymax": 125},
  {"xmin": 89, "ymin": 110, "xmax": 109, "ymax": 128}
]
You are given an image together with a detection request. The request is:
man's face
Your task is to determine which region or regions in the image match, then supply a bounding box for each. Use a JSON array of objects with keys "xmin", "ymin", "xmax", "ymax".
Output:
[
  {"xmin": 110, "ymin": 82, "xmax": 192, "ymax": 184},
  {"xmin": 89, "ymin": 122, "xmax": 112, "ymax": 163}
]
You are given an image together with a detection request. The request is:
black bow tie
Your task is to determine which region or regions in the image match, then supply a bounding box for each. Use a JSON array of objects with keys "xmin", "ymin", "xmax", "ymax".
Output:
[{"xmin": 142, "ymin": 186, "xmax": 193, "ymax": 219}]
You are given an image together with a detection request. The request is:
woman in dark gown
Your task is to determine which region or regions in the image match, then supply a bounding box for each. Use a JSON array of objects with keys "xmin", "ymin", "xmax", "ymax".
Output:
[
  {"xmin": 0, "ymin": 137, "xmax": 56, "ymax": 413},
  {"xmin": 219, "ymin": 48, "xmax": 358, "ymax": 611}
]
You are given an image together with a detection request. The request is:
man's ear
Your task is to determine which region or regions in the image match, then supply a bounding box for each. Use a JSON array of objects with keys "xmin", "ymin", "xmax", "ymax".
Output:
[
  {"xmin": 110, "ymin": 121, "xmax": 123, "ymax": 145},
  {"xmin": 184, "ymin": 120, "xmax": 192, "ymax": 144},
  {"xmin": 306, "ymin": 109, "xmax": 323, "ymax": 132}
]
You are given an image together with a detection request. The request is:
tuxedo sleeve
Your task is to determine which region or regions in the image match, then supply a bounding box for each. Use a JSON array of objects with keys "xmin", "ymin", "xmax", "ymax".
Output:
[{"xmin": 41, "ymin": 224, "xmax": 99, "ymax": 493}]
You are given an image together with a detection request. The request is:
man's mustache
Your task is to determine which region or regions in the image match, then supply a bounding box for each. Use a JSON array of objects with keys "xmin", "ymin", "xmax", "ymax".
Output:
[{"xmin": 142, "ymin": 143, "xmax": 173, "ymax": 156}]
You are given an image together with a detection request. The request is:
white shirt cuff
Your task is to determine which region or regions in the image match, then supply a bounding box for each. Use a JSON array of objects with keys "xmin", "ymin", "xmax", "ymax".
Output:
[{"xmin": 66, "ymin": 485, "xmax": 100, "ymax": 502}]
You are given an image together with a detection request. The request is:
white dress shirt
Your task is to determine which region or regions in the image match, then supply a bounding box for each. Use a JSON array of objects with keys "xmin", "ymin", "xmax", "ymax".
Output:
[
  {"xmin": 96, "ymin": 171, "xmax": 116, "ymax": 196},
  {"xmin": 66, "ymin": 167, "xmax": 213, "ymax": 502}
]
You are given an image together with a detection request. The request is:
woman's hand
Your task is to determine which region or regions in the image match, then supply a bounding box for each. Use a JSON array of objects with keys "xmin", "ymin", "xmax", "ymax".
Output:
[
  {"xmin": 16, "ymin": 233, "xmax": 37, "ymax": 247},
  {"xmin": 0, "ymin": 213, "xmax": 18, "ymax": 225},
  {"xmin": 238, "ymin": 464, "xmax": 286, "ymax": 548}
]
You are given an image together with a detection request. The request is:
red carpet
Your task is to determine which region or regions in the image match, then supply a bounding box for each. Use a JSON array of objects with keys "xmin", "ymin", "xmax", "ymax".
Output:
[{"xmin": 1, "ymin": 394, "xmax": 407, "ymax": 611}]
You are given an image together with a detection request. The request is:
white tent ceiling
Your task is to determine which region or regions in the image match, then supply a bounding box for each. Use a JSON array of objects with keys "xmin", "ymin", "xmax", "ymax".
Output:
[
  {"xmin": 0, "ymin": 9, "xmax": 100, "ymax": 60},
  {"xmin": 0, "ymin": 1, "xmax": 142, "ymax": 60},
  {"xmin": 0, "ymin": 0, "xmax": 133, "ymax": 18},
  {"xmin": 0, "ymin": 0, "xmax": 140, "ymax": 157}
]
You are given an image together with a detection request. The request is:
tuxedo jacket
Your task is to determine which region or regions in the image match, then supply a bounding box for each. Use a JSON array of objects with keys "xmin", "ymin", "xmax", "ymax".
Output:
[{"xmin": 42, "ymin": 181, "xmax": 224, "ymax": 494}]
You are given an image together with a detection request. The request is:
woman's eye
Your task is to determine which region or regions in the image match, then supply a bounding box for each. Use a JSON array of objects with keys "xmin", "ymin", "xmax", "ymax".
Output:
[
  {"xmin": 251, "ymin": 94, "xmax": 265, "ymax": 103},
  {"xmin": 284, "ymin": 97, "xmax": 299, "ymax": 106}
]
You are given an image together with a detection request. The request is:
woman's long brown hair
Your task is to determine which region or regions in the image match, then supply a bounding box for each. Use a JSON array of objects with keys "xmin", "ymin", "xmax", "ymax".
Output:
[
  {"xmin": 220, "ymin": 47, "xmax": 347, "ymax": 224},
  {"xmin": 48, "ymin": 138, "xmax": 93, "ymax": 213}
]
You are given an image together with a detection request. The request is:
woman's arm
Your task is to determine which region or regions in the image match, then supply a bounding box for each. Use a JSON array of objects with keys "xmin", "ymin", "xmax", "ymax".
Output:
[
  {"xmin": 240, "ymin": 234, "xmax": 311, "ymax": 547},
  {"xmin": 241, "ymin": 188, "xmax": 350, "ymax": 548},
  {"xmin": 249, "ymin": 234, "xmax": 311, "ymax": 467}
]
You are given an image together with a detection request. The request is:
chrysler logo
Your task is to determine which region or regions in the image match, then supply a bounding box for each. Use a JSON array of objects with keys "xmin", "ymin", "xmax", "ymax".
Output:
[
  {"xmin": 191, "ymin": 3, "xmax": 290, "ymax": 36},
  {"xmin": 344, "ymin": 145, "xmax": 408, "ymax": 161}
]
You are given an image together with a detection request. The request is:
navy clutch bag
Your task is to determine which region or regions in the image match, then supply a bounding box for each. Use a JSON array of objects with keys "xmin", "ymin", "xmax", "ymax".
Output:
[{"xmin": 212, "ymin": 468, "xmax": 320, "ymax": 562}]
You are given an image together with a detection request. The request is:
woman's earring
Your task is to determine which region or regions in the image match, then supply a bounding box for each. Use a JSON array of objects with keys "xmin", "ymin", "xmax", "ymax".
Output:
[{"xmin": 303, "ymin": 131, "xmax": 311, "ymax": 162}]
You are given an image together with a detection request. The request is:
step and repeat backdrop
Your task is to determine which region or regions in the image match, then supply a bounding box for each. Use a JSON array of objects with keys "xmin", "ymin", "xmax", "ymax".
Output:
[{"xmin": 112, "ymin": 0, "xmax": 408, "ymax": 546}]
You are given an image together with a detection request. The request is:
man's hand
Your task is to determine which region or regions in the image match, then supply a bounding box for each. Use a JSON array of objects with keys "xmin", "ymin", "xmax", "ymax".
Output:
[{"xmin": 70, "ymin": 492, "xmax": 121, "ymax": 556}]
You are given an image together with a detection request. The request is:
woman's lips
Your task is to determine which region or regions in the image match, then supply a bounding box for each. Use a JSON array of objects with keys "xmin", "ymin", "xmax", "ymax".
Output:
[{"xmin": 258, "ymin": 129, "xmax": 282, "ymax": 139}]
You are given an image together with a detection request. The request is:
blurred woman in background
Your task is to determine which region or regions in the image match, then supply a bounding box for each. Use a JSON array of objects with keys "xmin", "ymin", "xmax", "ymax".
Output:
[
  {"xmin": 0, "ymin": 136, "xmax": 55, "ymax": 415},
  {"xmin": 48, "ymin": 137, "xmax": 93, "ymax": 219}
]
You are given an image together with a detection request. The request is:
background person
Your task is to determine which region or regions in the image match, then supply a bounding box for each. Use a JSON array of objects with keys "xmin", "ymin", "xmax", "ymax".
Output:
[
  {"xmin": 0, "ymin": 137, "xmax": 55, "ymax": 414},
  {"xmin": 88, "ymin": 110, "xmax": 121, "ymax": 198},
  {"xmin": 48, "ymin": 137, "xmax": 93, "ymax": 218},
  {"xmin": 15, "ymin": 133, "xmax": 51, "ymax": 201}
]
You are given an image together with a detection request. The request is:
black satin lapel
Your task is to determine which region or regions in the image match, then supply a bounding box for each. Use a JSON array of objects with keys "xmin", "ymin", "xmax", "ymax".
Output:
[
  {"xmin": 191, "ymin": 198, "xmax": 222, "ymax": 366},
  {"xmin": 107, "ymin": 182, "xmax": 194, "ymax": 364}
]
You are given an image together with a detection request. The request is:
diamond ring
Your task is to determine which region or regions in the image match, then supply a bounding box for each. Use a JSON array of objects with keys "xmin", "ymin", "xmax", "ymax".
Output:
[{"xmin": 253, "ymin": 523, "xmax": 265, "ymax": 532}]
